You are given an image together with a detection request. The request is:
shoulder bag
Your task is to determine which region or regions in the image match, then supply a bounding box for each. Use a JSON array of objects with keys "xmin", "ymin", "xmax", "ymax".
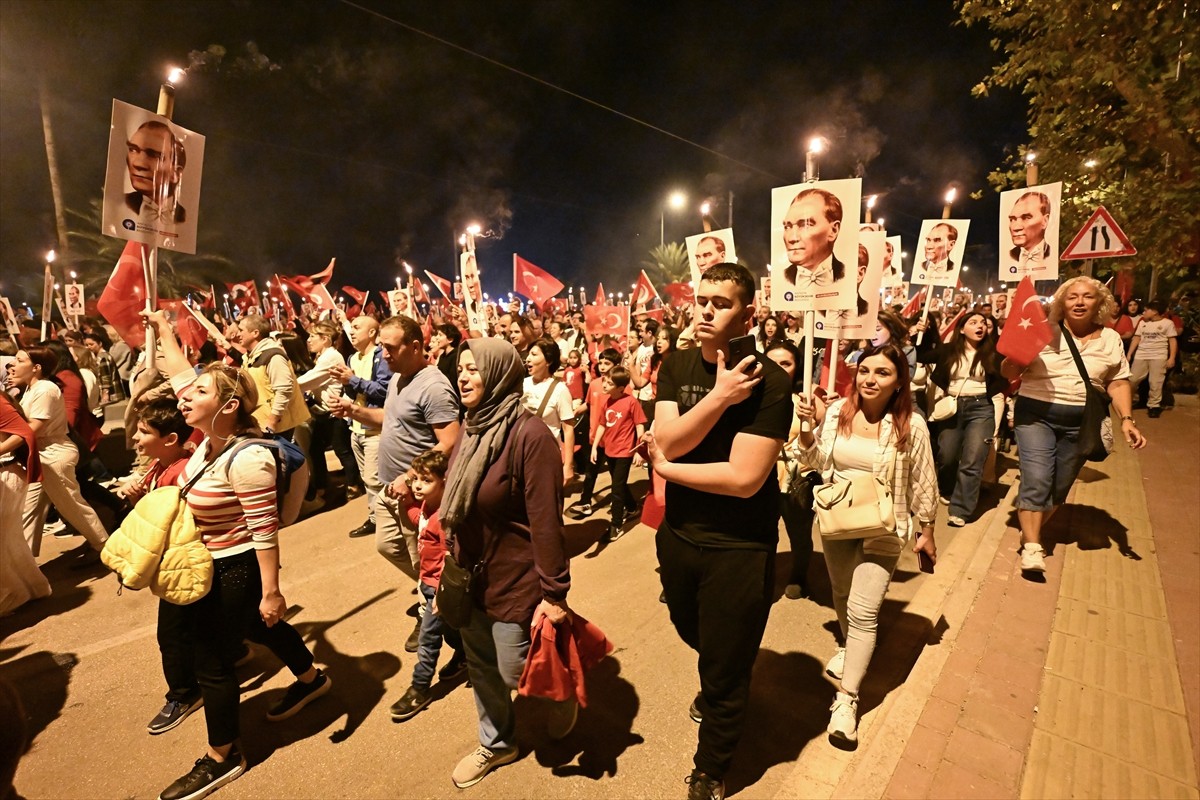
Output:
[
  {"xmin": 436, "ymin": 415, "xmax": 530, "ymax": 628},
  {"xmin": 813, "ymin": 426, "xmax": 899, "ymax": 541},
  {"xmin": 1060, "ymin": 324, "xmax": 1114, "ymax": 462}
]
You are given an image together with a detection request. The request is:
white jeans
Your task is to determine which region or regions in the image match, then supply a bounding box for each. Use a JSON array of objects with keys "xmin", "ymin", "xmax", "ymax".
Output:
[
  {"xmin": 1, "ymin": 463, "xmax": 51, "ymax": 614},
  {"xmin": 823, "ymin": 537, "xmax": 899, "ymax": 696},
  {"xmin": 1129, "ymin": 357, "xmax": 1168, "ymax": 409},
  {"xmin": 22, "ymin": 442, "xmax": 109, "ymax": 557},
  {"xmin": 352, "ymin": 432, "xmax": 382, "ymax": 524}
]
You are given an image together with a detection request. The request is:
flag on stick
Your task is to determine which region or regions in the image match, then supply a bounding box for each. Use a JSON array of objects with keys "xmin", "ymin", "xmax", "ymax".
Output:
[
  {"xmin": 584, "ymin": 304, "xmax": 629, "ymax": 340},
  {"xmin": 630, "ymin": 270, "xmax": 659, "ymax": 309},
  {"xmin": 226, "ymin": 280, "xmax": 259, "ymax": 312},
  {"xmin": 593, "ymin": 283, "xmax": 606, "ymax": 306},
  {"xmin": 996, "ymin": 277, "xmax": 1052, "ymax": 367},
  {"xmin": 662, "ymin": 282, "xmax": 695, "ymax": 309},
  {"xmin": 513, "ymin": 255, "xmax": 564, "ymax": 307},
  {"xmin": 97, "ymin": 241, "xmax": 150, "ymax": 348},
  {"xmin": 425, "ymin": 270, "xmax": 454, "ymax": 302},
  {"xmin": 940, "ymin": 307, "xmax": 967, "ymax": 341},
  {"xmin": 901, "ymin": 288, "xmax": 926, "ymax": 319}
]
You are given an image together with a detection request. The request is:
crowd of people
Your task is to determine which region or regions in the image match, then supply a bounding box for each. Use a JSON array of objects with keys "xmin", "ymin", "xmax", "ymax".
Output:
[{"xmin": 0, "ymin": 266, "xmax": 1194, "ymax": 800}]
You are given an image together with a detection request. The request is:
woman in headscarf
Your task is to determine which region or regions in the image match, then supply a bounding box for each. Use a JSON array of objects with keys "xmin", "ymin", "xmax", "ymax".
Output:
[{"xmin": 441, "ymin": 338, "xmax": 573, "ymax": 789}]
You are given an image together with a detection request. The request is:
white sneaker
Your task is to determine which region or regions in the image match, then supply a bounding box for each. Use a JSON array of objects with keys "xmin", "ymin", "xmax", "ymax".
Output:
[
  {"xmin": 947, "ymin": 515, "xmax": 966, "ymax": 527},
  {"xmin": 828, "ymin": 691, "xmax": 858, "ymax": 747},
  {"xmin": 451, "ymin": 745, "xmax": 519, "ymax": 788},
  {"xmin": 825, "ymin": 647, "xmax": 846, "ymax": 680},
  {"xmin": 1020, "ymin": 543, "xmax": 1046, "ymax": 572},
  {"xmin": 938, "ymin": 496, "xmax": 950, "ymax": 506}
]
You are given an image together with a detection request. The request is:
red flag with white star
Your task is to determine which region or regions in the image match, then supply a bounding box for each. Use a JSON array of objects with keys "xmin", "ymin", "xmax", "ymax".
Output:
[
  {"xmin": 630, "ymin": 270, "xmax": 659, "ymax": 309},
  {"xmin": 97, "ymin": 240, "xmax": 150, "ymax": 348},
  {"xmin": 996, "ymin": 277, "xmax": 1052, "ymax": 367},
  {"xmin": 513, "ymin": 255, "xmax": 564, "ymax": 307}
]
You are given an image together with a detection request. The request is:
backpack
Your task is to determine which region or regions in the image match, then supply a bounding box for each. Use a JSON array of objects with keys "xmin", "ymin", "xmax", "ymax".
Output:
[
  {"xmin": 224, "ymin": 434, "xmax": 310, "ymax": 528},
  {"xmin": 243, "ymin": 348, "xmax": 311, "ymax": 433}
]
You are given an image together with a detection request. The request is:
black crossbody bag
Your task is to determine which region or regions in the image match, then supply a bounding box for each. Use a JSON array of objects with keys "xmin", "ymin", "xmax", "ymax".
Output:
[
  {"xmin": 1060, "ymin": 324, "xmax": 1113, "ymax": 462},
  {"xmin": 437, "ymin": 416, "xmax": 529, "ymax": 628}
]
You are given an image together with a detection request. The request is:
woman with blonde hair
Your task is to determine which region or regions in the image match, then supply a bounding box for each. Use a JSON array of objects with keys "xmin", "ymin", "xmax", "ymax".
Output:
[{"xmin": 1000, "ymin": 276, "xmax": 1145, "ymax": 573}]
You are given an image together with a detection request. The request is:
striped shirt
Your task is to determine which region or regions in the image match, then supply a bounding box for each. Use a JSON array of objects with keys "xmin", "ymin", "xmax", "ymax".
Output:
[
  {"xmin": 798, "ymin": 399, "xmax": 938, "ymax": 552},
  {"xmin": 169, "ymin": 369, "xmax": 279, "ymax": 558}
]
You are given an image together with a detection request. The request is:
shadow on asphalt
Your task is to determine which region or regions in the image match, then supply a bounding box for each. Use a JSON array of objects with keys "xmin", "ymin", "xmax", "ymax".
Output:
[
  {"xmin": 524, "ymin": 655, "xmax": 644, "ymax": 780},
  {"xmin": 0, "ymin": 546, "xmax": 101, "ymax": 642},
  {"xmin": 0, "ymin": 648, "xmax": 74, "ymax": 758},
  {"xmin": 726, "ymin": 649, "xmax": 830, "ymax": 795},
  {"xmin": 564, "ymin": 519, "xmax": 612, "ymax": 559},
  {"xmin": 239, "ymin": 590, "xmax": 402, "ymax": 764}
]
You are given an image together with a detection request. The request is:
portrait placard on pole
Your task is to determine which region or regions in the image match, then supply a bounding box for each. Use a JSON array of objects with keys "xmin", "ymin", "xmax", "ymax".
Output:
[
  {"xmin": 999, "ymin": 182, "xmax": 1062, "ymax": 280},
  {"xmin": 459, "ymin": 252, "xmax": 487, "ymax": 335},
  {"xmin": 0, "ymin": 297, "xmax": 19, "ymax": 335},
  {"xmin": 814, "ymin": 230, "xmax": 886, "ymax": 340},
  {"xmin": 880, "ymin": 235, "xmax": 904, "ymax": 288},
  {"xmin": 770, "ymin": 178, "xmax": 862, "ymax": 312},
  {"xmin": 685, "ymin": 228, "xmax": 737, "ymax": 287},
  {"xmin": 102, "ymin": 99, "xmax": 205, "ymax": 254},
  {"xmin": 64, "ymin": 283, "xmax": 86, "ymax": 317},
  {"xmin": 911, "ymin": 219, "xmax": 971, "ymax": 287}
]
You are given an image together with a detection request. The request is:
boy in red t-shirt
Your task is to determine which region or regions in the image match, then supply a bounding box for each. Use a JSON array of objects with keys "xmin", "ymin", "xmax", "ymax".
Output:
[
  {"xmin": 390, "ymin": 449, "xmax": 468, "ymax": 721},
  {"xmin": 590, "ymin": 366, "xmax": 646, "ymax": 542},
  {"xmin": 568, "ymin": 348, "xmax": 622, "ymax": 519}
]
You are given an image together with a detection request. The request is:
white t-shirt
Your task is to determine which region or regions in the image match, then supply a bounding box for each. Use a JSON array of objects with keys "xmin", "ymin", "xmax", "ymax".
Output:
[
  {"xmin": 831, "ymin": 432, "xmax": 877, "ymax": 484},
  {"xmin": 19, "ymin": 380, "xmax": 71, "ymax": 448},
  {"xmin": 1133, "ymin": 318, "xmax": 1177, "ymax": 361},
  {"xmin": 1019, "ymin": 326, "xmax": 1131, "ymax": 407},
  {"xmin": 633, "ymin": 343, "xmax": 655, "ymax": 401},
  {"xmin": 521, "ymin": 376, "xmax": 575, "ymax": 438},
  {"xmin": 948, "ymin": 354, "xmax": 988, "ymax": 397}
]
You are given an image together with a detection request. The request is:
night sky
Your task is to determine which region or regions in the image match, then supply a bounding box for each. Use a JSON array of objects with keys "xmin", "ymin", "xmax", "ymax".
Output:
[{"xmin": 0, "ymin": 0, "xmax": 1027, "ymax": 305}]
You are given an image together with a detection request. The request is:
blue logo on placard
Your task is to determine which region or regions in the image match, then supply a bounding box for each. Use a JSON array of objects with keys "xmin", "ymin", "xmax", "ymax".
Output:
[{"xmin": 122, "ymin": 219, "xmax": 136, "ymax": 231}]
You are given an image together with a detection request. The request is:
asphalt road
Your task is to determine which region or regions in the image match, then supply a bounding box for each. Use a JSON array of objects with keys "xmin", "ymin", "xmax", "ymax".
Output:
[{"xmin": 6, "ymin": 465, "xmax": 961, "ymax": 799}]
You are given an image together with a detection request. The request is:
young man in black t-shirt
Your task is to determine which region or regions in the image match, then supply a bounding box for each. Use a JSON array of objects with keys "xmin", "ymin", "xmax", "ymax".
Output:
[{"xmin": 647, "ymin": 263, "xmax": 793, "ymax": 799}]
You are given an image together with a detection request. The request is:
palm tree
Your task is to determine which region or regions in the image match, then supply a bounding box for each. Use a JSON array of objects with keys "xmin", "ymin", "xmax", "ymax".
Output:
[{"xmin": 641, "ymin": 242, "xmax": 691, "ymax": 286}]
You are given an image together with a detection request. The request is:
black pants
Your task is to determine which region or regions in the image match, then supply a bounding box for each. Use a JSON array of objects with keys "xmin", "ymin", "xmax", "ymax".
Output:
[
  {"xmin": 331, "ymin": 419, "xmax": 360, "ymax": 487},
  {"xmin": 177, "ymin": 551, "xmax": 314, "ymax": 747},
  {"xmin": 606, "ymin": 455, "xmax": 635, "ymax": 527},
  {"xmin": 578, "ymin": 446, "xmax": 606, "ymax": 505},
  {"xmin": 780, "ymin": 473, "xmax": 819, "ymax": 587},
  {"xmin": 158, "ymin": 593, "xmax": 315, "ymax": 704},
  {"xmin": 656, "ymin": 526, "xmax": 774, "ymax": 779}
]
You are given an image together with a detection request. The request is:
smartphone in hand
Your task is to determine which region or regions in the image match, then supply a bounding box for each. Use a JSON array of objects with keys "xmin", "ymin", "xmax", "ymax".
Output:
[
  {"xmin": 917, "ymin": 550, "xmax": 935, "ymax": 574},
  {"xmin": 727, "ymin": 334, "xmax": 757, "ymax": 366}
]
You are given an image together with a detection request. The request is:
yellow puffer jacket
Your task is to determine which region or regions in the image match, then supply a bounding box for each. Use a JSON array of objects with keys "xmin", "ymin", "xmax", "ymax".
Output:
[{"xmin": 101, "ymin": 486, "xmax": 213, "ymax": 605}]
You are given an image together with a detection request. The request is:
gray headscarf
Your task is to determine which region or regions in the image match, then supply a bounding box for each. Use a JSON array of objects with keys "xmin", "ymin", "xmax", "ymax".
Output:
[{"xmin": 439, "ymin": 338, "xmax": 527, "ymax": 532}]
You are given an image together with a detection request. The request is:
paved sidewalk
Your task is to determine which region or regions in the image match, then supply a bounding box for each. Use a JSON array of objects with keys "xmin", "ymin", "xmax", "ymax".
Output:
[{"xmin": 850, "ymin": 399, "xmax": 1199, "ymax": 799}]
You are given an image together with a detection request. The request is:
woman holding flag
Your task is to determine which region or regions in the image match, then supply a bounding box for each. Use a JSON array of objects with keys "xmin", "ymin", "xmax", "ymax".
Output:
[{"xmin": 999, "ymin": 276, "xmax": 1145, "ymax": 574}]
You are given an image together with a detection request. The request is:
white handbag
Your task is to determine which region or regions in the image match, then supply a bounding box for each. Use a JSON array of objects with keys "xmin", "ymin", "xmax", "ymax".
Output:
[{"xmin": 813, "ymin": 432, "xmax": 899, "ymax": 541}]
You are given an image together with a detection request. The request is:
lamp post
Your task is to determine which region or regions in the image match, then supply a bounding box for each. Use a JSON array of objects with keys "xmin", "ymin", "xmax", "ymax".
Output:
[{"xmin": 661, "ymin": 191, "xmax": 686, "ymax": 247}]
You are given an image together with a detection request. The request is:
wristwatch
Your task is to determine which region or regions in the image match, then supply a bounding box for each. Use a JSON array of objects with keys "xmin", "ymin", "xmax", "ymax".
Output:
[{"xmin": 1119, "ymin": 415, "xmax": 1134, "ymax": 423}]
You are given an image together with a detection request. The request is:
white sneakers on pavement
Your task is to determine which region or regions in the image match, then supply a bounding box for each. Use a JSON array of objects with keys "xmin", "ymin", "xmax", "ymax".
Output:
[
  {"xmin": 1020, "ymin": 542, "xmax": 1047, "ymax": 572},
  {"xmin": 825, "ymin": 647, "xmax": 846, "ymax": 681},
  {"xmin": 827, "ymin": 691, "xmax": 859, "ymax": 748}
]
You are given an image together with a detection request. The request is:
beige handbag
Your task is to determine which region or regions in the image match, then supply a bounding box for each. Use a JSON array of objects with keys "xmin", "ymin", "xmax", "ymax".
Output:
[{"xmin": 813, "ymin": 431, "xmax": 899, "ymax": 541}]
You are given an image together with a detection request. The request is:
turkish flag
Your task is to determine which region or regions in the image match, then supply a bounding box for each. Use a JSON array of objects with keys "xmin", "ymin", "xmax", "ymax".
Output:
[
  {"xmin": 270, "ymin": 275, "xmax": 296, "ymax": 322},
  {"xmin": 158, "ymin": 299, "xmax": 208, "ymax": 352},
  {"xmin": 632, "ymin": 307, "xmax": 664, "ymax": 323},
  {"xmin": 1114, "ymin": 269, "xmax": 1134, "ymax": 307},
  {"xmin": 594, "ymin": 283, "xmax": 606, "ymax": 306},
  {"xmin": 584, "ymin": 304, "xmax": 629, "ymax": 340},
  {"xmin": 996, "ymin": 277, "xmax": 1052, "ymax": 367},
  {"xmin": 630, "ymin": 270, "xmax": 659, "ymax": 309},
  {"xmin": 513, "ymin": 255, "xmax": 564, "ymax": 307},
  {"xmin": 342, "ymin": 285, "xmax": 367, "ymax": 308},
  {"xmin": 940, "ymin": 307, "xmax": 967, "ymax": 342},
  {"xmin": 309, "ymin": 257, "xmax": 336, "ymax": 286},
  {"xmin": 662, "ymin": 282, "xmax": 695, "ymax": 308},
  {"xmin": 310, "ymin": 283, "xmax": 338, "ymax": 313},
  {"xmin": 424, "ymin": 270, "xmax": 454, "ymax": 301},
  {"xmin": 901, "ymin": 288, "xmax": 926, "ymax": 319},
  {"xmin": 97, "ymin": 240, "xmax": 150, "ymax": 348},
  {"xmin": 543, "ymin": 297, "xmax": 569, "ymax": 317},
  {"xmin": 412, "ymin": 278, "xmax": 432, "ymax": 308},
  {"xmin": 227, "ymin": 280, "xmax": 260, "ymax": 312}
]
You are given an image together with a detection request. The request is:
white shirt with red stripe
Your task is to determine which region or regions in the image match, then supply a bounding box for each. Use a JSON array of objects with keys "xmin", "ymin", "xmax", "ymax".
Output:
[{"xmin": 179, "ymin": 440, "xmax": 279, "ymax": 558}]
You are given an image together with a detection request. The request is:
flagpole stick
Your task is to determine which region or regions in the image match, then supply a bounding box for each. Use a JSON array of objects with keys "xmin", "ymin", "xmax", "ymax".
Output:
[
  {"xmin": 826, "ymin": 333, "xmax": 839, "ymax": 394},
  {"xmin": 802, "ymin": 310, "xmax": 815, "ymax": 433}
]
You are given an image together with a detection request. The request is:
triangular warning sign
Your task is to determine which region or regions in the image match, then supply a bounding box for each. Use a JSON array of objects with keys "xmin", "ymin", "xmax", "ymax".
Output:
[{"xmin": 1062, "ymin": 206, "xmax": 1136, "ymax": 260}]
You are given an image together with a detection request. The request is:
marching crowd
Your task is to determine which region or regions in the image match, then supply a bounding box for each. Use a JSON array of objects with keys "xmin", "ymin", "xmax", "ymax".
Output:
[{"xmin": 1, "ymin": 264, "xmax": 1194, "ymax": 800}]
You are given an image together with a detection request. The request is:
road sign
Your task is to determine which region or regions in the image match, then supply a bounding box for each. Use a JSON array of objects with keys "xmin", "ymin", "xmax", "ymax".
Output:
[{"xmin": 1061, "ymin": 206, "xmax": 1136, "ymax": 260}]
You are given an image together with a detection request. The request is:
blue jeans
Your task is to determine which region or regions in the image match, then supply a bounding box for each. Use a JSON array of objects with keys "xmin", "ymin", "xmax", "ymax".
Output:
[
  {"xmin": 459, "ymin": 611, "xmax": 531, "ymax": 750},
  {"xmin": 412, "ymin": 582, "xmax": 463, "ymax": 691},
  {"xmin": 937, "ymin": 395, "xmax": 995, "ymax": 520},
  {"xmin": 1014, "ymin": 396, "xmax": 1086, "ymax": 512}
]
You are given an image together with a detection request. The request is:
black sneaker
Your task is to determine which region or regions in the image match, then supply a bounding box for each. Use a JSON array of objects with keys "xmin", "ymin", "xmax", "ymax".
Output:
[
  {"xmin": 348, "ymin": 520, "xmax": 376, "ymax": 538},
  {"xmin": 147, "ymin": 696, "xmax": 203, "ymax": 735},
  {"xmin": 688, "ymin": 693, "xmax": 703, "ymax": 723},
  {"xmin": 1148, "ymin": 407, "xmax": 1162, "ymax": 418},
  {"xmin": 265, "ymin": 669, "xmax": 332, "ymax": 721},
  {"xmin": 389, "ymin": 685, "xmax": 432, "ymax": 721},
  {"xmin": 157, "ymin": 746, "xmax": 246, "ymax": 800},
  {"xmin": 566, "ymin": 501, "xmax": 591, "ymax": 520},
  {"xmin": 438, "ymin": 652, "xmax": 469, "ymax": 683},
  {"xmin": 607, "ymin": 524, "xmax": 624, "ymax": 543},
  {"xmin": 404, "ymin": 619, "xmax": 422, "ymax": 653},
  {"xmin": 685, "ymin": 769, "xmax": 725, "ymax": 800}
]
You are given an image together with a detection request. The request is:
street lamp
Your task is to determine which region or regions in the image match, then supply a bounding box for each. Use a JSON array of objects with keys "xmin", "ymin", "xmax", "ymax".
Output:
[{"xmin": 661, "ymin": 191, "xmax": 687, "ymax": 247}]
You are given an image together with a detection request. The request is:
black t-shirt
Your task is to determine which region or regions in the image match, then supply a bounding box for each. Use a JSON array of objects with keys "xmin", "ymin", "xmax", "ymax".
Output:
[{"xmin": 656, "ymin": 348, "xmax": 793, "ymax": 550}]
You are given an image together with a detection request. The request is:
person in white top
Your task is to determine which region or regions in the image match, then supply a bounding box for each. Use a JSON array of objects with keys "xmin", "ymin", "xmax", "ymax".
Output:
[
  {"xmin": 795, "ymin": 342, "xmax": 938, "ymax": 749},
  {"xmin": 1001, "ymin": 277, "xmax": 1146, "ymax": 574},
  {"xmin": 292, "ymin": 321, "xmax": 347, "ymax": 498},
  {"xmin": 521, "ymin": 336, "xmax": 576, "ymax": 484},
  {"xmin": 11, "ymin": 346, "xmax": 109, "ymax": 559},
  {"xmin": 1126, "ymin": 300, "xmax": 1178, "ymax": 417}
]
